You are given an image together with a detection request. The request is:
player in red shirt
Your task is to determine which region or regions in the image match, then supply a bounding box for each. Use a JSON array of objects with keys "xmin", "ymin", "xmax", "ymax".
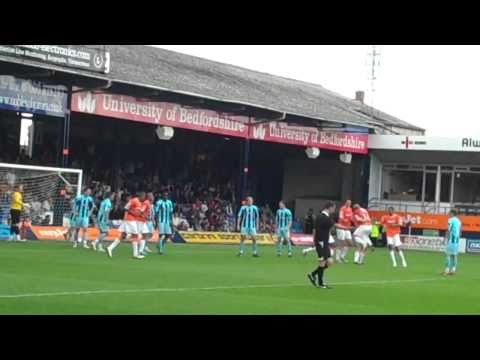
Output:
[
  {"xmin": 336, "ymin": 200, "xmax": 354, "ymax": 263},
  {"xmin": 107, "ymin": 192, "xmax": 146, "ymax": 259},
  {"xmin": 352, "ymin": 204, "xmax": 372, "ymax": 265},
  {"xmin": 381, "ymin": 207, "xmax": 407, "ymax": 267}
]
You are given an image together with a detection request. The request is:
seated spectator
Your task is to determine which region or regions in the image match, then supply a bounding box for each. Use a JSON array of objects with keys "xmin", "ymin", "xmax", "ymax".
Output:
[
  {"xmin": 291, "ymin": 218, "xmax": 303, "ymax": 233},
  {"xmin": 41, "ymin": 214, "xmax": 51, "ymax": 226}
]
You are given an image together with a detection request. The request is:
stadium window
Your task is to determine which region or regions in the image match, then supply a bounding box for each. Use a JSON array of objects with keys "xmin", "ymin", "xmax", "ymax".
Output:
[
  {"xmin": 453, "ymin": 172, "xmax": 480, "ymax": 203},
  {"xmin": 440, "ymin": 172, "xmax": 453, "ymax": 203},
  {"xmin": 381, "ymin": 168, "xmax": 423, "ymax": 201},
  {"xmin": 424, "ymin": 172, "xmax": 436, "ymax": 202}
]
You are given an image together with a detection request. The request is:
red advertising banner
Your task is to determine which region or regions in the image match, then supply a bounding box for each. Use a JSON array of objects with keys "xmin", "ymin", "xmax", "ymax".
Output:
[
  {"xmin": 290, "ymin": 233, "xmax": 314, "ymax": 246},
  {"xmin": 71, "ymin": 91, "xmax": 368, "ymax": 154},
  {"xmin": 71, "ymin": 91, "xmax": 250, "ymax": 138},
  {"xmin": 250, "ymin": 122, "xmax": 368, "ymax": 154}
]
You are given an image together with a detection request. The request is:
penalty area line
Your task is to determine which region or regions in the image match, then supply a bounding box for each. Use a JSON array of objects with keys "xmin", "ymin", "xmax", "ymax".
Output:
[{"xmin": 0, "ymin": 277, "xmax": 445, "ymax": 299}]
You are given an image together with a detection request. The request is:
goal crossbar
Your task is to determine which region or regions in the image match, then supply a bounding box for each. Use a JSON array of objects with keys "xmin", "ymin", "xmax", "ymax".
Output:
[{"xmin": 0, "ymin": 163, "xmax": 83, "ymax": 197}]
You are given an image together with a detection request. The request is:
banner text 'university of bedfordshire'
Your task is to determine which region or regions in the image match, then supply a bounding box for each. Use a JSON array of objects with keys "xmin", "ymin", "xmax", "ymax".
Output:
[{"xmin": 72, "ymin": 91, "xmax": 368, "ymax": 153}]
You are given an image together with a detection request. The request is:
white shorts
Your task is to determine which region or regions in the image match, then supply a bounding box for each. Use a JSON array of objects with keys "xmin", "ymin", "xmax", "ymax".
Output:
[
  {"xmin": 336, "ymin": 229, "xmax": 352, "ymax": 242},
  {"xmin": 137, "ymin": 221, "xmax": 151, "ymax": 235},
  {"xmin": 119, "ymin": 221, "xmax": 139, "ymax": 235},
  {"xmin": 354, "ymin": 225, "xmax": 373, "ymax": 247},
  {"xmin": 387, "ymin": 233, "xmax": 402, "ymax": 247},
  {"xmin": 329, "ymin": 235, "xmax": 335, "ymax": 244}
]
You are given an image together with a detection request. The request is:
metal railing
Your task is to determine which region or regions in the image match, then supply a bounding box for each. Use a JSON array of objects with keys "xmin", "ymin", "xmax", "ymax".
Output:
[{"xmin": 368, "ymin": 198, "xmax": 453, "ymax": 214}]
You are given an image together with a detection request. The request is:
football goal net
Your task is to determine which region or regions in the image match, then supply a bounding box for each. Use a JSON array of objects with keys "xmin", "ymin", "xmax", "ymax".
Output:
[{"xmin": 0, "ymin": 163, "xmax": 83, "ymax": 227}]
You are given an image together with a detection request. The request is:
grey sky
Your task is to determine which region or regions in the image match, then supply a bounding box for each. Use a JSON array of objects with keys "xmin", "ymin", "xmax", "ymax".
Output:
[{"xmin": 153, "ymin": 45, "xmax": 480, "ymax": 137}]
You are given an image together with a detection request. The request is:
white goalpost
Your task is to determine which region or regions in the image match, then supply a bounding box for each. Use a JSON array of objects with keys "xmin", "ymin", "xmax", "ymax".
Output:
[{"xmin": 0, "ymin": 163, "xmax": 83, "ymax": 227}]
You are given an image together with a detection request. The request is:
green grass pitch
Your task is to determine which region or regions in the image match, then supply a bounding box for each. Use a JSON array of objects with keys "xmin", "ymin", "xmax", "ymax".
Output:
[{"xmin": 0, "ymin": 241, "xmax": 479, "ymax": 314}]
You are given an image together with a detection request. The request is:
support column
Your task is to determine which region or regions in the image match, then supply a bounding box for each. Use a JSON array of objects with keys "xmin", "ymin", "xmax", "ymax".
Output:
[
  {"xmin": 241, "ymin": 137, "xmax": 250, "ymax": 202},
  {"xmin": 340, "ymin": 162, "xmax": 353, "ymax": 202},
  {"xmin": 61, "ymin": 86, "xmax": 72, "ymax": 168}
]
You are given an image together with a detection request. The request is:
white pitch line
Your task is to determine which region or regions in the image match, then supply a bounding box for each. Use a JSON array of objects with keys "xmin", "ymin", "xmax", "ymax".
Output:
[{"xmin": 0, "ymin": 277, "xmax": 444, "ymax": 299}]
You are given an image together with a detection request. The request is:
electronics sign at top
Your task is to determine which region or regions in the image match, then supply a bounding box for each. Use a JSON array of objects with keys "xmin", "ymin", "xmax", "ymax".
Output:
[{"xmin": 0, "ymin": 45, "xmax": 110, "ymax": 74}]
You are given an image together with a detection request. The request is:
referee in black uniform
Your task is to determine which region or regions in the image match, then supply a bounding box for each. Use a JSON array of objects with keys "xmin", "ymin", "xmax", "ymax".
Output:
[{"xmin": 307, "ymin": 201, "xmax": 349, "ymax": 289}]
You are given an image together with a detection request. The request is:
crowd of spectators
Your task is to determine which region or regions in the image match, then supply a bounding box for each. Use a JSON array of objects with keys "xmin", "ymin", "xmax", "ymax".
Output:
[
  {"xmin": 1, "ymin": 149, "xmax": 297, "ymax": 233},
  {"xmin": 83, "ymin": 176, "xmax": 278, "ymax": 233}
]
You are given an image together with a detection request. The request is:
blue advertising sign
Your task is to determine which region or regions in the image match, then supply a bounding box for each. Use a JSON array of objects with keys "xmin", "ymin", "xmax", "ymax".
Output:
[
  {"xmin": 0, "ymin": 224, "xmax": 11, "ymax": 241},
  {"xmin": 0, "ymin": 75, "xmax": 67, "ymax": 117},
  {"xmin": 466, "ymin": 239, "xmax": 480, "ymax": 254}
]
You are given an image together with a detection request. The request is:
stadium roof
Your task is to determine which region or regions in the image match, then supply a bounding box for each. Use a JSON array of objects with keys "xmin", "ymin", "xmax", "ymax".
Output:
[{"xmin": 0, "ymin": 45, "xmax": 424, "ymax": 133}]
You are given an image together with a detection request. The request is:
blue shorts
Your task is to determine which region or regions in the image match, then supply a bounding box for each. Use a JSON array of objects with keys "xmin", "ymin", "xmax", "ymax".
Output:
[
  {"xmin": 76, "ymin": 217, "xmax": 89, "ymax": 229},
  {"xmin": 98, "ymin": 221, "xmax": 109, "ymax": 234},
  {"xmin": 146, "ymin": 221, "xmax": 154, "ymax": 234},
  {"xmin": 241, "ymin": 227, "xmax": 257, "ymax": 236},
  {"xmin": 158, "ymin": 223, "xmax": 172, "ymax": 235},
  {"xmin": 277, "ymin": 228, "xmax": 290, "ymax": 239},
  {"xmin": 446, "ymin": 242, "xmax": 459, "ymax": 256}
]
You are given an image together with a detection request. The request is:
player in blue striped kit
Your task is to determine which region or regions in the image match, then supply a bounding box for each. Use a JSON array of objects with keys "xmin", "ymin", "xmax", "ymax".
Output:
[
  {"xmin": 237, "ymin": 196, "xmax": 260, "ymax": 257},
  {"xmin": 443, "ymin": 209, "xmax": 462, "ymax": 276},
  {"xmin": 155, "ymin": 190, "xmax": 174, "ymax": 255},
  {"xmin": 92, "ymin": 192, "xmax": 115, "ymax": 252},
  {"xmin": 73, "ymin": 188, "xmax": 95, "ymax": 249},
  {"xmin": 275, "ymin": 201, "xmax": 293, "ymax": 257}
]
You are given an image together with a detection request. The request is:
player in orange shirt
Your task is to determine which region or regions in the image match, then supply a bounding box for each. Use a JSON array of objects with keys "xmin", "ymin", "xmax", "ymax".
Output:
[
  {"xmin": 381, "ymin": 207, "xmax": 407, "ymax": 267},
  {"xmin": 352, "ymin": 204, "xmax": 372, "ymax": 265},
  {"xmin": 336, "ymin": 200, "xmax": 354, "ymax": 263},
  {"xmin": 138, "ymin": 193, "xmax": 153, "ymax": 256},
  {"xmin": 107, "ymin": 192, "xmax": 146, "ymax": 259}
]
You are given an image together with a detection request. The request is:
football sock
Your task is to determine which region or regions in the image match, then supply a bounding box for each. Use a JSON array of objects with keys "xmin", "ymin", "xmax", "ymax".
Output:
[
  {"xmin": 239, "ymin": 240, "xmax": 245, "ymax": 254},
  {"xmin": 81, "ymin": 231, "xmax": 87, "ymax": 245},
  {"xmin": 336, "ymin": 249, "xmax": 341, "ymax": 261},
  {"xmin": 132, "ymin": 242, "xmax": 139, "ymax": 257},
  {"xmin": 354, "ymin": 251, "xmax": 359, "ymax": 263},
  {"xmin": 287, "ymin": 240, "xmax": 292, "ymax": 254},
  {"xmin": 445, "ymin": 255, "xmax": 451, "ymax": 272},
  {"xmin": 451, "ymin": 255, "xmax": 457, "ymax": 270},
  {"xmin": 158, "ymin": 236, "xmax": 165, "ymax": 252},
  {"xmin": 109, "ymin": 239, "xmax": 120, "ymax": 252},
  {"xmin": 99, "ymin": 233, "xmax": 106, "ymax": 246},
  {"xmin": 317, "ymin": 266, "xmax": 325, "ymax": 285},
  {"xmin": 139, "ymin": 240, "xmax": 146, "ymax": 254},
  {"xmin": 398, "ymin": 250, "xmax": 407, "ymax": 266},
  {"xmin": 252, "ymin": 240, "xmax": 257, "ymax": 254},
  {"xmin": 390, "ymin": 250, "xmax": 397, "ymax": 266},
  {"xmin": 275, "ymin": 240, "xmax": 281, "ymax": 254}
]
